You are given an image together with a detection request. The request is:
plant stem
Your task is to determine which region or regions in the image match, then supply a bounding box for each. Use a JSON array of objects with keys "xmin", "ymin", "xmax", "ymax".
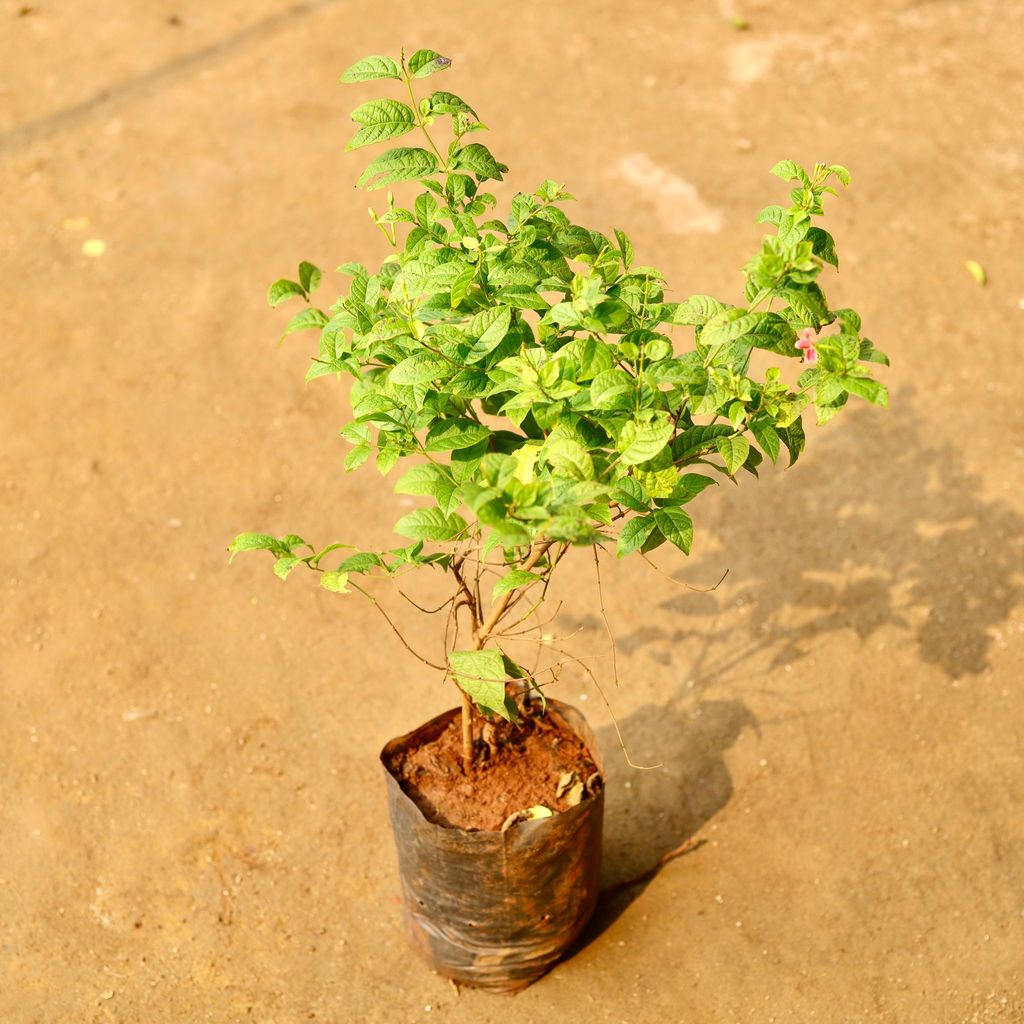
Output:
[
  {"xmin": 456, "ymin": 540, "xmax": 555, "ymax": 773},
  {"xmin": 460, "ymin": 690, "xmax": 474, "ymax": 775},
  {"xmin": 475, "ymin": 541, "xmax": 555, "ymax": 646}
]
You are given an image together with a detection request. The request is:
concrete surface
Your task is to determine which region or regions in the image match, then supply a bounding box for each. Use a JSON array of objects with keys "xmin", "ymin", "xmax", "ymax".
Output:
[{"xmin": 2, "ymin": 1, "xmax": 1023, "ymax": 1021}]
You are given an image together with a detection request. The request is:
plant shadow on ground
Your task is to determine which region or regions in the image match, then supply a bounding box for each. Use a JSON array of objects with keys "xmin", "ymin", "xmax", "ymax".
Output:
[
  {"xmin": 571, "ymin": 698, "xmax": 758, "ymax": 951},
  {"xmin": 569, "ymin": 390, "xmax": 1024, "ymax": 952}
]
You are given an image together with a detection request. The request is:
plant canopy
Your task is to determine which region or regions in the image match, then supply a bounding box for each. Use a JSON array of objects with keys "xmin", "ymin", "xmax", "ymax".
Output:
[{"xmin": 230, "ymin": 48, "xmax": 889, "ymax": 765}]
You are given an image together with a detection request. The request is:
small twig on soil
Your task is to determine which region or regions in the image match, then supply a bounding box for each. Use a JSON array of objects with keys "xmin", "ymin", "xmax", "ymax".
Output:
[{"xmin": 599, "ymin": 835, "xmax": 707, "ymax": 899}]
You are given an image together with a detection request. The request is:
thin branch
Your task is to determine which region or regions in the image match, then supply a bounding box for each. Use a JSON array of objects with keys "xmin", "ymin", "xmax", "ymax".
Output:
[
  {"xmin": 637, "ymin": 554, "xmax": 730, "ymax": 593},
  {"xmin": 396, "ymin": 589, "xmax": 456, "ymax": 615},
  {"xmin": 450, "ymin": 556, "xmax": 479, "ymax": 634},
  {"xmin": 497, "ymin": 625, "xmax": 584, "ymax": 644},
  {"xmin": 593, "ymin": 545, "xmax": 622, "ymax": 689},
  {"xmin": 471, "ymin": 534, "xmax": 484, "ymax": 626},
  {"xmin": 501, "ymin": 598, "xmax": 564, "ymax": 636},
  {"xmin": 473, "ymin": 540, "xmax": 555, "ymax": 647},
  {"xmin": 526, "ymin": 653, "xmax": 607, "ymax": 679},
  {"xmin": 554, "ymin": 644, "xmax": 662, "ymax": 771},
  {"xmin": 348, "ymin": 581, "xmax": 447, "ymax": 672}
]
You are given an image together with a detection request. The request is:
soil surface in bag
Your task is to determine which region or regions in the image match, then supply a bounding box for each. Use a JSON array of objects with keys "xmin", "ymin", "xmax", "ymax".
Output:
[{"xmin": 384, "ymin": 711, "xmax": 600, "ymax": 831}]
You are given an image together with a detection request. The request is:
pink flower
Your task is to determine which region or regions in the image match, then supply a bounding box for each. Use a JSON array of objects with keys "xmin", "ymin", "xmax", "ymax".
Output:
[{"xmin": 795, "ymin": 327, "xmax": 818, "ymax": 364}]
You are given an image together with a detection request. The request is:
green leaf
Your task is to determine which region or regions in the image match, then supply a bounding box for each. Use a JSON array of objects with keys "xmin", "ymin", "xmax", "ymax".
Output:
[
  {"xmin": 345, "ymin": 445, "xmax": 371, "ymax": 471},
  {"xmin": 339, "ymin": 55, "xmax": 402, "ymax": 82},
  {"xmin": 377, "ymin": 447, "xmax": 400, "ymax": 475},
  {"xmin": 298, "ymin": 261, "xmax": 321, "ymax": 295},
  {"xmin": 449, "ymin": 649, "xmax": 511, "ymax": 720},
  {"xmin": 492, "ymin": 569, "xmax": 541, "ymax": 601},
  {"xmin": 617, "ymin": 515, "xmax": 656, "ymax": 556},
  {"xmin": 346, "ymin": 99, "xmax": 416, "ymax": 150},
  {"xmin": 780, "ymin": 418, "xmax": 805, "ymax": 466},
  {"xmin": 805, "ymin": 227, "xmax": 838, "ymax": 268},
  {"xmin": 338, "ymin": 552, "xmax": 385, "ymax": 573},
  {"xmin": 770, "ymin": 159, "xmax": 810, "ymax": 186},
  {"xmin": 590, "ymin": 368, "xmax": 635, "ymax": 411},
  {"xmin": 701, "ymin": 308, "xmax": 763, "ymax": 347},
  {"xmin": 618, "ymin": 419, "xmax": 673, "ymax": 466},
  {"xmin": 450, "ymin": 264, "xmax": 475, "ymax": 307},
  {"xmin": 715, "ymin": 435, "xmax": 750, "ymax": 475},
  {"xmin": 827, "ymin": 164, "xmax": 851, "ymax": 186},
  {"xmin": 408, "ymin": 49, "xmax": 452, "ymax": 78},
  {"xmin": 389, "ymin": 352, "xmax": 448, "ymax": 386},
  {"xmin": 466, "ymin": 305, "xmax": 512, "ymax": 361},
  {"xmin": 750, "ymin": 420, "xmax": 781, "ymax": 462},
  {"xmin": 320, "ymin": 570, "xmax": 350, "ymax": 593},
  {"xmin": 670, "ymin": 294, "xmax": 726, "ymax": 326},
  {"xmin": 667, "ymin": 473, "xmax": 717, "ymax": 504},
  {"xmin": 425, "ymin": 90, "xmax": 475, "ymax": 116},
  {"xmin": 268, "ymin": 279, "xmax": 305, "ymax": 307},
  {"xmin": 228, "ymin": 532, "xmax": 289, "ymax": 561},
  {"xmin": 395, "ymin": 463, "xmax": 451, "ymax": 497},
  {"xmin": 451, "ymin": 143, "xmax": 508, "ymax": 182},
  {"xmin": 543, "ymin": 432, "xmax": 594, "ymax": 480},
  {"xmin": 357, "ymin": 148, "xmax": 440, "ymax": 190},
  {"xmin": 653, "ymin": 507, "xmax": 693, "ymax": 554},
  {"xmin": 673, "ymin": 424, "xmax": 734, "ymax": 461},
  {"xmin": 610, "ymin": 477, "xmax": 648, "ymax": 513},
  {"xmin": 305, "ymin": 360, "xmax": 340, "ymax": 382},
  {"xmin": 393, "ymin": 507, "xmax": 468, "ymax": 541},
  {"xmin": 756, "ymin": 205, "xmax": 786, "ymax": 227},
  {"xmin": 282, "ymin": 308, "xmax": 328, "ymax": 337},
  {"xmin": 613, "ymin": 228, "xmax": 635, "ymax": 269},
  {"xmin": 365, "ymin": 317, "xmax": 412, "ymax": 343},
  {"xmin": 273, "ymin": 556, "xmax": 301, "ymax": 579},
  {"xmin": 842, "ymin": 376, "xmax": 890, "ymax": 407},
  {"xmin": 424, "ymin": 418, "xmax": 491, "ymax": 452}
]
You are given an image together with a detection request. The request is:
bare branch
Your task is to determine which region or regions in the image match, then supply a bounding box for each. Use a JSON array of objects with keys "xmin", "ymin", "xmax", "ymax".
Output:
[
  {"xmin": 637, "ymin": 554, "xmax": 730, "ymax": 593},
  {"xmin": 348, "ymin": 581, "xmax": 447, "ymax": 672},
  {"xmin": 396, "ymin": 589, "xmax": 456, "ymax": 615},
  {"xmin": 502, "ymin": 596, "xmax": 563, "ymax": 636},
  {"xmin": 450, "ymin": 556, "xmax": 480, "ymax": 635},
  {"xmin": 592, "ymin": 545, "xmax": 622, "ymax": 689},
  {"xmin": 473, "ymin": 540, "xmax": 555, "ymax": 648},
  {"xmin": 496, "ymin": 624, "xmax": 584, "ymax": 644},
  {"xmin": 551, "ymin": 642, "xmax": 662, "ymax": 771}
]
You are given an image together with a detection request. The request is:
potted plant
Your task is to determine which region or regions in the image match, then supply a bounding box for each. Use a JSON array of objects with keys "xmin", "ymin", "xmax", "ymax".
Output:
[{"xmin": 230, "ymin": 48, "xmax": 888, "ymax": 993}]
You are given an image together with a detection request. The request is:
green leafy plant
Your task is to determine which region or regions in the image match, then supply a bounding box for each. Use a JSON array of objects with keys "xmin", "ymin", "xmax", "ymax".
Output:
[{"xmin": 231, "ymin": 48, "xmax": 889, "ymax": 771}]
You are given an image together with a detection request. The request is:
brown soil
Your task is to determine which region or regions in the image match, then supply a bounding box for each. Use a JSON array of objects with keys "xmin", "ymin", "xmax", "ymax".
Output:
[{"xmin": 386, "ymin": 711, "xmax": 601, "ymax": 831}]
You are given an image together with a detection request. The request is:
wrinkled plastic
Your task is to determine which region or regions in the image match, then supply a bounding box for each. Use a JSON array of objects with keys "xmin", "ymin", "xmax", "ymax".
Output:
[{"xmin": 381, "ymin": 699, "xmax": 604, "ymax": 993}]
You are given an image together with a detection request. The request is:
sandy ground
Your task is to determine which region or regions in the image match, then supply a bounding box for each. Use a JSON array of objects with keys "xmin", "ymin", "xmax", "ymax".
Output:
[{"xmin": 3, "ymin": 1, "xmax": 1024, "ymax": 1020}]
